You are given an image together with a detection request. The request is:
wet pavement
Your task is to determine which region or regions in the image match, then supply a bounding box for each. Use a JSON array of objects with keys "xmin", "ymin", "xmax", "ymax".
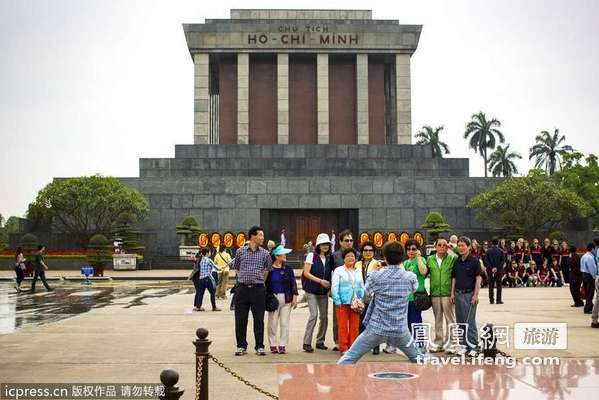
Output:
[
  {"xmin": 279, "ymin": 360, "xmax": 599, "ymax": 399},
  {"xmin": 0, "ymin": 280, "xmax": 195, "ymax": 334}
]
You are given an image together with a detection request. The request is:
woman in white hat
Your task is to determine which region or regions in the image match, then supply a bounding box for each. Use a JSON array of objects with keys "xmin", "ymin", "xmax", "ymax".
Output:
[
  {"xmin": 265, "ymin": 245, "xmax": 298, "ymax": 354},
  {"xmin": 301, "ymin": 233, "xmax": 335, "ymax": 353}
]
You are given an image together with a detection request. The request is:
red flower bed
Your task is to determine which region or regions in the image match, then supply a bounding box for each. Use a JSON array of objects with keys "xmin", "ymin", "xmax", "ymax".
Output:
[{"xmin": 0, "ymin": 248, "xmax": 88, "ymax": 256}]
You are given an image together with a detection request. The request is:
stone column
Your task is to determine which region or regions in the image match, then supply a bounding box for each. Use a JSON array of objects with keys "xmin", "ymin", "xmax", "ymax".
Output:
[
  {"xmin": 356, "ymin": 54, "xmax": 369, "ymax": 144},
  {"xmin": 396, "ymin": 54, "xmax": 412, "ymax": 144},
  {"xmin": 277, "ymin": 54, "xmax": 289, "ymax": 144},
  {"xmin": 237, "ymin": 53, "xmax": 249, "ymax": 144},
  {"xmin": 193, "ymin": 53, "xmax": 210, "ymax": 144},
  {"xmin": 317, "ymin": 53, "xmax": 329, "ymax": 144}
]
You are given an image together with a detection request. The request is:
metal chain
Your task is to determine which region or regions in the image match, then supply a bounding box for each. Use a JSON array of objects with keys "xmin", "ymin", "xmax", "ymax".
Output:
[
  {"xmin": 195, "ymin": 355, "xmax": 203, "ymax": 400},
  {"xmin": 208, "ymin": 355, "xmax": 279, "ymax": 400},
  {"xmin": 497, "ymin": 350, "xmax": 513, "ymax": 358}
]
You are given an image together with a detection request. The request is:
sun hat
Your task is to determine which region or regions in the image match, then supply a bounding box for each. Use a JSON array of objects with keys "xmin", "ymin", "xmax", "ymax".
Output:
[
  {"xmin": 272, "ymin": 245, "xmax": 292, "ymax": 256},
  {"xmin": 315, "ymin": 233, "xmax": 333, "ymax": 247}
]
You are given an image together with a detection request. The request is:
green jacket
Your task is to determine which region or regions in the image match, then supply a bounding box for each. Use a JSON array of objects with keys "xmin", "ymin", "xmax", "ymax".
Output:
[{"xmin": 427, "ymin": 253, "xmax": 457, "ymax": 297}]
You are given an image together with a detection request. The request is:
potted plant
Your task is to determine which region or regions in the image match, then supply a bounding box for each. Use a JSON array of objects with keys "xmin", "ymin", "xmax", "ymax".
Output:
[
  {"xmin": 176, "ymin": 215, "xmax": 201, "ymax": 260},
  {"xmin": 87, "ymin": 234, "xmax": 112, "ymax": 277},
  {"xmin": 113, "ymin": 212, "xmax": 145, "ymax": 268}
]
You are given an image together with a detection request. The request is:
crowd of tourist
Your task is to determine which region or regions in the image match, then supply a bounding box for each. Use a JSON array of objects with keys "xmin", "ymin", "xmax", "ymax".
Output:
[
  {"xmin": 185, "ymin": 227, "xmax": 599, "ymax": 361},
  {"xmin": 13, "ymin": 226, "xmax": 598, "ymax": 363}
]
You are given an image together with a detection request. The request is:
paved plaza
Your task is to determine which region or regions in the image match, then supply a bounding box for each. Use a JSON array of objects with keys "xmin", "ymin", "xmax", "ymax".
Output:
[{"xmin": 1, "ymin": 278, "xmax": 597, "ymax": 399}]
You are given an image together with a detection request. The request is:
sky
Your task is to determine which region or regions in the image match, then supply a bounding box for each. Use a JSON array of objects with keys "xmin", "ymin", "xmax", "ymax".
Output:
[{"xmin": 1, "ymin": 0, "xmax": 598, "ymax": 220}]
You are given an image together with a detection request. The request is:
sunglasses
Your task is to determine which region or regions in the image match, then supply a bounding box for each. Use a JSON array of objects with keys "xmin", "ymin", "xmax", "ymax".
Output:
[
  {"xmin": 363, "ymin": 248, "xmax": 374, "ymax": 252},
  {"xmin": 343, "ymin": 239, "xmax": 354, "ymax": 243},
  {"xmin": 407, "ymin": 247, "xmax": 418, "ymax": 251}
]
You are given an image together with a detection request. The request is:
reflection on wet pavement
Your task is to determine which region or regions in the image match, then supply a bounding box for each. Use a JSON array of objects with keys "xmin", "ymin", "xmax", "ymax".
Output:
[
  {"xmin": 0, "ymin": 281, "xmax": 194, "ymax": 334},
  {"xmin": 279, "ymin": 360, "xmax": 599, "ymax": 399}
]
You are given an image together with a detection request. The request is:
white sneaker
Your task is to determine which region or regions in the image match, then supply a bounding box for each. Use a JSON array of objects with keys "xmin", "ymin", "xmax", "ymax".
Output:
[{"xmin": 383, "ymin": 346, "xmax": 397, "ymax": 354}]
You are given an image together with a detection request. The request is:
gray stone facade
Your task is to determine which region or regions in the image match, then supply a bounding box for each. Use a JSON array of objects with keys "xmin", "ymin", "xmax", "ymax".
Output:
[
  {"xmin": 121, "ymin": 144, "xmax": 502, "ymax": 259},
  {"xmin": 184, "ymin": 9, "xmax": 421, "ymax": 145}
]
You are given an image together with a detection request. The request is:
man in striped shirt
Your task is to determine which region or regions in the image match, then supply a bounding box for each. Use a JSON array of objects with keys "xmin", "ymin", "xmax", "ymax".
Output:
[
  {"xmin": 338, "ymin": 241, "xmax": 424, "ymax": 364},
  {"xmin": 231, "ymin": 226, "xmax": 273, "ymax": 356}
]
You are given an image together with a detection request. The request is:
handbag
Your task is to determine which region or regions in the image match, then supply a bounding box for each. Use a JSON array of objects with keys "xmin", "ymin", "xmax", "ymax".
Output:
[
  {"xmin": 348, "ymin": 268, "xmax": 365, "ymax": 314},
  {"xmin": 414, "ymin": 290, "xmax": 432, "ymax": 311},
  {"xmin": 266, "ymin": 291, "xmax": 279, "ymax": 312}
]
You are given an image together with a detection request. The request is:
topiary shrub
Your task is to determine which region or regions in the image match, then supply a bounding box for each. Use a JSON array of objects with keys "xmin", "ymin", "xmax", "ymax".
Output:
[
  {"xmin": 87, "ymin": 234, "xmax": 112, "ymax": 269},
  {"xmin": 176, "ymin": 215, "xmax": 201, "ymax": 246},
  {"xmin": 113, "ymin": 212, "xmax": 144, "ymax": 255},
  {"xmin": 548, "ymin": 230, "xmax": 567, "ymax": 243},
  {"xmin": 20, "ymin": 233, "xmax": 39, "ymax": 249},
  {"xmin": 89, "ymin": 234, "xmax": 109, "ymax": 247},
  {"xmin": 420, "ymin": 211, "xmax": 452, "ymax": 244}
]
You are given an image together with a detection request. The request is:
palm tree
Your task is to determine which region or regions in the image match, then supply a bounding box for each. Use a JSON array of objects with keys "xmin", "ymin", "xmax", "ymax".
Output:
[
  {"xmin": 464, "ymin": 112, "xmax": 505, "ymax": 177},
  {"xmin": 529, "ymin": 129, "xmax": 575, "ymax": 174},
  {"xmin": 488, "ymin": 144, "xmax": 522, "ymax": 177},
  {"xmin": 415, "ymin": 125, "xmax": 450, "ymax": 157}
]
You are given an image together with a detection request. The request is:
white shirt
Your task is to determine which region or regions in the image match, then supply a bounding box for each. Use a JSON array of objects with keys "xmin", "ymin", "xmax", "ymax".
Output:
[
  {"xmin": 435, "ymin": 255, "xmax": 445, "ymax": 268},
  {"xmin": 280, "ymin": 233, "xmax": 286, "ymax": 247},
  {"xmin": 305, "ymin": 252, "xmax": 326, "ymax": 266}
]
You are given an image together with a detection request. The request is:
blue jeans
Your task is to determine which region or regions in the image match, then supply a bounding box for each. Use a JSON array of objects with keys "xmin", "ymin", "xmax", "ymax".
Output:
[
  {"xmin": 455, "ymin": 291, "xmax": 478, "ymax": 351},
  {"xmin": 193, "ymin": 276, "xmax": 216, "ymax": 309},
  {"xmin": 338, "ymin": 329, "xmax": 423, "ymax": 364}
]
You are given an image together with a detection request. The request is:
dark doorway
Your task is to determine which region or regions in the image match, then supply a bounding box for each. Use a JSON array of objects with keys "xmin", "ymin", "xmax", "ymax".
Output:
[{"xmin": 261, "ymin": 209, "xmax": 359, "ymax": 251}]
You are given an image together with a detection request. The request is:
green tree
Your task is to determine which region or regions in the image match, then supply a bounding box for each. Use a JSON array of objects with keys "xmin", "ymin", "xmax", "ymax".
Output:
[
  {"xmin": 529, "ymin": 129, "xmax": 574, "ymax": 174},
  {"xmin": 176, "ymin": 215, "xmax": 201, "ymax": 246},
  {"xmin": 469, "ymin": 170, "xmax": 592, "ymax": 236},
  {"xmin": 415, "ymin": 125, "xmax": 450, "ymax": 157},
  {"xmin": 464, "ymin": 112, "xmax": 505, "ymax": 177},
  {"xmin": 488, "ymin": 144, "xmax": 522, "ymax": 177},
  {"xmin": 27, "ymin": 175, "xmax": 149, "ymax": 245},
  {"xmin": 0, "ymin": 216, "xmax": 19, "ymax": 249},
  {"xmin": 557, "ymin": 152, "xmax": 599, "ymax": 229},
  {"xmin": 420, "ymin": 211, "xmax": 452, "ymax": 244}
]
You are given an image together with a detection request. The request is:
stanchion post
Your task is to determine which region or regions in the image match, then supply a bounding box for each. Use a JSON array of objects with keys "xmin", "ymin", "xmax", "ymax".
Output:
[
  {"xmin": 159, "ymin": 369, "xmax": 184, "ymax": 400},
  {"xmin": 193, "ymin": 328, "xmax": 212, "ymax": 400}
]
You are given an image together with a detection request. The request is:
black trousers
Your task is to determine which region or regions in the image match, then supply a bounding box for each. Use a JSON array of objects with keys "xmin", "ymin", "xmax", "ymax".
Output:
[
  {"xmin": 569, "ymin": 278, "xmax": 584, "ymax": 306},
  {"xmin": 31, "ymin": 269, "xmax": 51, "ymax": 291},
  {"xmin": 193, "ymin": 276, "xmax": 216, "ymax": 309},
  {"xmin": 234, "ymin": 284, "xmax": 266, "ymax": 350},
  {"xmin": 14, "ymin": 266, "xmax": 25, "ymax": 285},
  {"xmin": 561, "ymin": 262, "xmax": 570, "ymax": 283},
  {"xmin": 488, "ymin": 270, "xmax": 503, "ymax": 302},
  {"xmin": 583, "ymin": 273, "xmax": 596, "ymax": 313}
]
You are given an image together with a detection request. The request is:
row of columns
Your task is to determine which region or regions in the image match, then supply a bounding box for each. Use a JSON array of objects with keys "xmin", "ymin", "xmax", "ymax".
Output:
[{"xmin": 193, "ymin": 53, "xmax": 412, "ymax": 145}]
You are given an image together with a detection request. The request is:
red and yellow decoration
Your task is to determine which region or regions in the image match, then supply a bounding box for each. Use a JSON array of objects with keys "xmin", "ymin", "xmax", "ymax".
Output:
[
  {"xmin": 223, "ymin": 232, "xmax": 235, "ymax": 248},
  {"xmin": 373, "ymin": 232, "xmax": 384, "ymax": 249},
  {"xmin": 387, "ymin": 232, "xmax": 398, "ymax": 243},
  {"xmin": 236, "ymin": 232, "xmax": 247, "ymax": 248},
  {"xmin": 413, "ymin": 232, "xmax": 425, "ymax": 247},
  {"xmin": 211, "ymin": 232, "xmax": 222, "ymax": 248},
  {"xmin": 399, "ymin": 231, "xmax": 410, "ymax": 246},
  {"xmin": 198, "ymin": 233, "xmax": 209, "ymax": 248},
  {"xmin": 359, "ymin": 232, "xmax": 371, "ymax": 247}
]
